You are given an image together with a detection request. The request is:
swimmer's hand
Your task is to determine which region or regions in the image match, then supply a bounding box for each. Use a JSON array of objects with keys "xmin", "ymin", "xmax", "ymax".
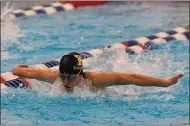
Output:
[
  {"xmin": 166, "ymin": 73, "xmax": 184, "ymax": 87},
  {"xmin": 12, "ymin": 64, "xmax": 29, "ymax": 76}
]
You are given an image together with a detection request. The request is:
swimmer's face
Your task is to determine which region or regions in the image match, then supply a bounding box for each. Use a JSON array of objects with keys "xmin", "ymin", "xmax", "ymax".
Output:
[{"xmin": 59, "ymin": 73, "xmax": 82, "ymax": 88}]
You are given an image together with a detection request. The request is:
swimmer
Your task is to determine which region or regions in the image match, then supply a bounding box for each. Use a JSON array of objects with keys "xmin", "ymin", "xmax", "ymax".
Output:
[{"xmin": 12, "ymin": 52, "xmax": 184, "ymax": 92}]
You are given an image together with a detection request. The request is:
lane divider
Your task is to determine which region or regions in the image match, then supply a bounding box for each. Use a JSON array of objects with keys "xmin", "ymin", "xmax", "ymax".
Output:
[
  {"xmin": 1, "ymin": 26, "xmax": 189, "ymax": 88},
  {"xmin": 7, "ymin": 1, "xmax": 108, "ymax": 19}
]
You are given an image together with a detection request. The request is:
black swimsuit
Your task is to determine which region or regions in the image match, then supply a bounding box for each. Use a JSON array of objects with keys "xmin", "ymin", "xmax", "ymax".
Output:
[{"xmin": 82, "ymin": 72, "xmax": 86, "ymax": 79}]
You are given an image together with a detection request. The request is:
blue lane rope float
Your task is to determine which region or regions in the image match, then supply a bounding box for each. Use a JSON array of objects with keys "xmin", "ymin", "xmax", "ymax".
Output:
[
  {"xmin": 1, "ymin": 26, "xmax": 189, "ymax": 88},
  {"xmin": 3, "ymin": 78, "xmax": 31, "ymax": 88},
  {"xmin": 7, "ymin": 1, "xmax": 108, "ymax": 19}
]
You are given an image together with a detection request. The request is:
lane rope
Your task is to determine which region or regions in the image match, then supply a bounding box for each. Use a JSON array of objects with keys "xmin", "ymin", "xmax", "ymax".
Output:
[{"xmin": 7, "ymin": 1, "xmax": 108, "ymax": 19}]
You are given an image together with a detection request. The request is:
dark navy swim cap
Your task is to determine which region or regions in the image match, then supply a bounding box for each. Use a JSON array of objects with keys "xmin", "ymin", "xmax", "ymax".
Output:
[{"xmin": 59, "ymin": 52, "xmax": 83, "ymax": 74}]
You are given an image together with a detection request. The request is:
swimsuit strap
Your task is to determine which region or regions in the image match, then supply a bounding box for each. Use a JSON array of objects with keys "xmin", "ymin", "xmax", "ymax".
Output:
[{"xmin": 82, "ymin": 72, "xmax": 86, "ymax": 79}]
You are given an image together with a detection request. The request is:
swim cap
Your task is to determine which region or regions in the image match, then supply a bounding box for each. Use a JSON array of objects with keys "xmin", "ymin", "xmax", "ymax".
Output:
[{"xmin": 59, "ymin": 52, "xmax": 83, "ymax": 74}]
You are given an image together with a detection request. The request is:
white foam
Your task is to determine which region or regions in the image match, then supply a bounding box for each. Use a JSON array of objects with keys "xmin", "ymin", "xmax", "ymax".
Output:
[
  {"xmin": 84, "ymin": 48, "xmax": 181, "ymax": 97},
  {"xmin": 1, "ymin": 2, "xmax": 13, "ymax": 21},
  {"xmin": 1, "ymin": 3, "xmax": 23, "ymax": 57},
  {"xmin": 1, "ymin": 3, "xmax": 22, "ymax": 42},
  {"xmin": 143, "ymin": 94, "xmax": 175, "ymax": 101}
]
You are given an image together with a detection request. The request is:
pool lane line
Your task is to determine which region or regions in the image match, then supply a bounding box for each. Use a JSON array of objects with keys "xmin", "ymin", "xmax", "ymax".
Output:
[
  {"xmin": 1, "ymin": 26, "xmax": 189, "ymax": 88},
  {"xmin": 7, "ymin": 1, "xmax": 108, "ymax": 19}
]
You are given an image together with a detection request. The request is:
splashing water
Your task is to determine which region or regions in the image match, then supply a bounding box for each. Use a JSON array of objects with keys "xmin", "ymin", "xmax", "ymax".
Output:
[
  {"xmin": 1, "ymin": 2, "xmax": 23, "ymax": 59},
  {"xmin": 1, "ymin": 2, "xmax": 13, "ymax": 20},
  {"xmin": 85, "ymin": 49, "xmax": 177, "ymax": 97},
  {"xmin": 1, "ymin": 2, "xmax": 22, "ymax": 41}
]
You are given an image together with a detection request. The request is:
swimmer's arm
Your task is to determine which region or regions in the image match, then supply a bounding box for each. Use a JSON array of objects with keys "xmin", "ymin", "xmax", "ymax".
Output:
[
  {"xmin": 117, "ymin": 73, "xmax": 171, "ymax": 87},
  {"xmin": 88, "ymin": 72, "xmax": 176, "ymax": 87},
  {"xmin": 12, "ymin": 64, "xmax": 58, "ymax": 84}
]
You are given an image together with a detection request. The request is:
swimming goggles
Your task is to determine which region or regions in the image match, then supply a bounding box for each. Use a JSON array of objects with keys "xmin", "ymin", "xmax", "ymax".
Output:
[{"xmin": 59, "ymin": 69, "xmax": 82, "ymax": 81}]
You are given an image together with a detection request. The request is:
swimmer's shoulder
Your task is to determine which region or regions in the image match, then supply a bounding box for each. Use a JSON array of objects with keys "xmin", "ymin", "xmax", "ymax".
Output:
[
  {"xmin": 84, "ymin": 71, "xmax": 99, "ymax": 76},
  {"xmin": 83, "ymin": 71, "xmax": 112, "ymax": 88},
  {"xmin": 84, "ymin": 71, "xmax": 117, "ymax": 76},
  {"xmin": 83, "ymin": 71, "xmax": 99, "ymax": 88},
  {"xmin": 83, "ymin": 71, "xmax": 95, "ymax": 80},
  {"xmin": 39, "ymin": 68, "xmax": 59, "ymax": 84},
  {"xmin": 83, "ymin": 71, "xmax": 105, "ymax": 80}
]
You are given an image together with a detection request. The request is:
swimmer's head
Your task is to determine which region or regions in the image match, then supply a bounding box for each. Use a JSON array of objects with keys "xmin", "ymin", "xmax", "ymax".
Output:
[{"xmin": 59, "ymin": 52, "xmax": 83, "ymax": 75}]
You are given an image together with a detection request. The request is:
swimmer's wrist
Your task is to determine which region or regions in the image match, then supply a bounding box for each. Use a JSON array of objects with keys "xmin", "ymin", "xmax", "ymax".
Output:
[
  {"xmin": 16, "ymin": 64, "xmax": 29, "ymax": 68},
  {"xmin": 162, "ymin": 79, "xmax": 170, "ymax": 87}
]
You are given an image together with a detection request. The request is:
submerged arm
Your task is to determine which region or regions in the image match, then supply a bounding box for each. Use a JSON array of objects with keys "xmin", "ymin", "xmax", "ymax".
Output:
[{"xmin": 12, "ymin": 64, "xmax": 58, "ymax": 83}]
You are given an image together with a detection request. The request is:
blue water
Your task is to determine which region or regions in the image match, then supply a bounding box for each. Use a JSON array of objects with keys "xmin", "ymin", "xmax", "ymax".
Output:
[{"xmin": 1, "ymin": 2, "xmax": 189, "ymax": 125}]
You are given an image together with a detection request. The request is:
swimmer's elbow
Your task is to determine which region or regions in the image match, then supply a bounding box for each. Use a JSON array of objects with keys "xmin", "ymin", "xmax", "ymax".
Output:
[
  {"xmin": 117, "ymin": 73, "xmax": 132, "ymax": 85},
  {"xmin": 12, "ymin": 66, "xmax": 26, "ymax": 77},
  {"xmin": 28, "ymin": 69, "xmax": 45, "ymax": 79},
  {"xmin": 12, "ymin": 66, "xmax": 53, "ymax": 83},
  {"xmin": 12, "ymin": 67, "xmax": 19, "ymax": 76},
  {"xmin": 13, "ymin": 67, "xmax": 40, "ymax": 79}
]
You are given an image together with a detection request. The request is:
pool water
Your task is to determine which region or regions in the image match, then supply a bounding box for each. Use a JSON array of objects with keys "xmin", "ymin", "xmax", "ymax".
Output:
[{"xmin": 1, "ymin": 2, "xmax": 189, "ymax": 125}]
